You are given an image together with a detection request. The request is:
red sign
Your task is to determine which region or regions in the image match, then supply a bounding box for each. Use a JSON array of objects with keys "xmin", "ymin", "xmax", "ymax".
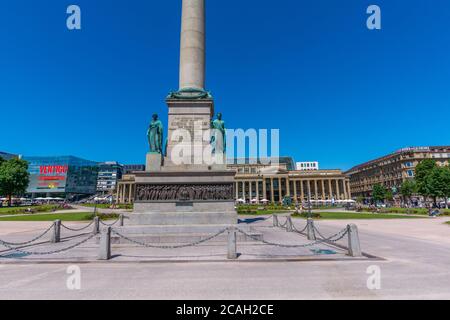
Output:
[{"xmin": 39, "ymin": 165, "xmax": 68, "ymax": 175}]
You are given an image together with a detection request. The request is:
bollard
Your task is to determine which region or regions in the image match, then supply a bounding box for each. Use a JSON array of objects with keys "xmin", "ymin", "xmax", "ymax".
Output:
[
  {"xmin": 98, "ymin": 226, "xmax": 111, "ymax": 260},
  {"xmin": 306, "ymin": 218, "xmax": 316, "ymax": 240},
  {"xmin": 273, "ymin": 214, "xmax": 279, "ymax": 227},
  {"xmin": 93, "ymin": 216, "xmax": 100, "ymax": 234},
  {"xmin": 286, "ymin": 216, "xmax": 293, "ymax": 232},
  {"xmin": 119, "ymin": 214, "xmax": 124, "ymax": 227},
  {"xmin": 227, "ymin": 226, "xmax": 237, "ymax": 260},
  {"xmin": 347, "ymin": 224, "xmax": 362, "ymax": 257},
  {"xmin": 51, "ymin": 220, "xmax": 61, "ymax": 243}
]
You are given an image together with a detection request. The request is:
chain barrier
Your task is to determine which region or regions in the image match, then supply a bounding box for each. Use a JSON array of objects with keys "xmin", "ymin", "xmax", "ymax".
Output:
[
  {"xmin": 0, "ymin": 233, "xmax": 96, "ymax": 256},
  {"xmin": 111, "ymin": 228, "xmax": 227, "ymax": 249},
  {"xmin": 313, "ymin": 225, "xmax": 348, "ymax": 243},
  {"xmin": 292, "ymin": 223, "xmax": 308, "ymax": 234},
  {"xmin": 0, "ymin": 224, "xmax": 54, "ymax": 247},
  {"xmin": 99, "ymin": 218, "xmax": 120, "ymax": 227},
  {"xmin": 237, "ymin": 227, "xmax": 348, "ymax": 248},
  {"xmin": 61, "ymin": 220, "xmax": 95, "ymax": 232}
]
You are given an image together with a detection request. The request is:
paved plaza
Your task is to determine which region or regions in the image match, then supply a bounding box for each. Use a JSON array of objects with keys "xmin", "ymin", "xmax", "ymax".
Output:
[{"xmin": 0, "ymin": 217, "xmax": 449, "ymax": 299}]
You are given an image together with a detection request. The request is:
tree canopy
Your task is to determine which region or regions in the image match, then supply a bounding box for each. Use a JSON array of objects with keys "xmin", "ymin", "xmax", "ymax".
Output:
[
  {"xmin": 0, "ymin": 158, "xmax": 30, "ymax": 206},
  {"xmin": 372, "ymin": 184, "xmax": 387, "ymax": 203}
]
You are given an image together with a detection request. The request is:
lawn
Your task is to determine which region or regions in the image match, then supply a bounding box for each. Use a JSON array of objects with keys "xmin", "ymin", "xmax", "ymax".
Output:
[
  {"xmin": 292, "ymin": 212, "xmax": 426, "ymax": 220},
  {"xmin": 238, "ymin": 209, "xmax": 292, "ymax": 216},
  {"xmin": 81, "ymin": 203, "xmax": 133, "ymax": 210},
  {"xmin": 0, "ymin": 205, "xmax": 69, "ymax": 215},
  {"xmin": 0, "ymin": 212, "xmax": 118, "ymax": 222}
]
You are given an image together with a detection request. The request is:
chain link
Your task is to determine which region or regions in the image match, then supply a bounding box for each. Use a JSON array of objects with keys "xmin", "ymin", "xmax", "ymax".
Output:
[
  {"xmin": 237, "ymin": 227, "xmax": 348, "ymax": 248},
  {"xmin": 0, "ymin": 233, "xmax": 96, "ymax": 256},
  {"xmin": 111, "ymin": 228, "xmax": 227, "ymax": 249},
  {"xmin": 99, "ymin": 218, "xmax": 120, "ymax": 227},
  {"xmin": 292, "ymin": 223, "xmax": 308, "ymax": 234},
  {"xmin": 0, "ymin": 224, "xmax": 54, "ymax": 246},
  {"xmin": 61, "ymin": 220, "xmax": 95, "ymax": 232},
  {"xmin": 313, "ymin": 225, "xmax": 348, "ymax": 243}
]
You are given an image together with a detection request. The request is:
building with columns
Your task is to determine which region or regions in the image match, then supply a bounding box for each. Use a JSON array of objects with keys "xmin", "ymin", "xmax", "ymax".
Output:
[
  {"xmin": 229, "ymin": 158, "xmax": 350, "ymax": 204},
  {"xmin": 116, "ymin": 157, "xmax": 351, "ymax": 204}
]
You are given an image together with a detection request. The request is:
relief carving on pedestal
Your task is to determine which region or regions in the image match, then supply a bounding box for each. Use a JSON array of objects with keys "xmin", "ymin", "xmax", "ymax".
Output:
[{"xmin": 136, "ymin": 184, "xmax": 234, "ymax": 201}]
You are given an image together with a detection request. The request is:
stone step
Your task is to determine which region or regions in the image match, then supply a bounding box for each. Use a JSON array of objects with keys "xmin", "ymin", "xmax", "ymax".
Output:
[{"xmin": 96, "ymin": 224, "xmax": 263, "ymax": 244}]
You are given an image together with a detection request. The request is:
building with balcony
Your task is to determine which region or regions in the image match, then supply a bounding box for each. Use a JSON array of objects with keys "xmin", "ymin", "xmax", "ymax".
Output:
[{"xmin": 345, "ymin": 146, "xmax": 450, "ymax": 199}]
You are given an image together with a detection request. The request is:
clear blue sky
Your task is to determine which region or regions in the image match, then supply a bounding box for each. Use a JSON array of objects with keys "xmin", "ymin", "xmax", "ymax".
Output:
[{"xmin": 1, "ymin": 0, "xmax": 449, "ymax": 170}]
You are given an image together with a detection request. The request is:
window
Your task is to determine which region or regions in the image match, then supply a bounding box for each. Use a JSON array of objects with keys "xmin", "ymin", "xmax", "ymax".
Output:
[{"xmin": 407, "ymin": 170, "xmax": 414, "ymax": 177}]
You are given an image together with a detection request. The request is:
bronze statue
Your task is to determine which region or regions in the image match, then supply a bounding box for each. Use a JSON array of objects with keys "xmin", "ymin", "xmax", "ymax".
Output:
[
  {"xmin": 211, "ymin": 112, "xmax": 226, "ymax": 154},
  {"xmin": 147, "ymin": 114, "xmax": 163, "ymax": 154}
]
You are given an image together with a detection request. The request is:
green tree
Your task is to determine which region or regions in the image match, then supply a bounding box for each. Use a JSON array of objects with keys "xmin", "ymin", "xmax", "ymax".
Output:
[
  {"xmin": 372, "ymin": 184, "xmax": 387, "ymax": 204},
  {"xmin": 415, "ymin": 159, "xmax": 437, "ymax": 202},
  {"xmin": 385, "ymin": 189, "xmax": 394, "ymax": 202},
  {"xmin": 440, "ymin": 166, "xmax": 450, "ymax": 209},
  {"xmin": 0, "ymin": 158, "xmax": 30, "ymax": 206},
  {"xmin": 400, "ymin": 179, "xmax": 417, "ymax": 206},
  {"xmin": 428, "ymin": 166, "xmax": 450, "ymax": 208}
]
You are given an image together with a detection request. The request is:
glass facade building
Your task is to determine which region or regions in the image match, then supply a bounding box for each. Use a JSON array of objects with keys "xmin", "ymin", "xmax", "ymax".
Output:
[{"xmin": 23, "ymin": 156, "xmax": 99, "ymax": 197}]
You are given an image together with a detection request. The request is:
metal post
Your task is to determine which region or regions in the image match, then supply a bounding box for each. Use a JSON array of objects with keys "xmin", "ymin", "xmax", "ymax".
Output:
[
  {"xmin": 119, "ymin": 214, "xmax": 124, "ymax": 227},
  {"xmin": 347, "ymin": 224, "xmax": 362, "ymax": 257},
  {"xmin": 98, "ymin": 226, "xmax": 111, "ymax": 260},
  {"xmin": 286, "ymin": 216, "xmax": 293, "ymax": 232},
  {"xmin": 93, "ymin": 216, "xmax": 100, "ymax": 235},
  {"xmin": 306, "ymin": 218, "xmax": 316, "ymax": 240},
  {"xmin": 51, "ymin": 220, "xmax": 61, "ymax": 243},
  {"xmin": 227, "ymin": 226, "xmax": 237, "ymax": 259},
  {"xmin": 273, "ymin": 214, "xmax": 279, "ymax": 227}
]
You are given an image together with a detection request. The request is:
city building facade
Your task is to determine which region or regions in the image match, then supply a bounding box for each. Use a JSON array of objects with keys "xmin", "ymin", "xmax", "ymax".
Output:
[
  {"xmin": 346, "ymin": 146, "xmax": 450, "ymax": 199},
  {"xmin": 23, "ymin": 156, "xmax": 99, "ymax": 199},
  {"xmin": 97, "ymin": 161, "xmax": 123, "ymax": 194},
  {"xmin": 116, "ymin": 157, "xmax": 351, "ymax": 204}
]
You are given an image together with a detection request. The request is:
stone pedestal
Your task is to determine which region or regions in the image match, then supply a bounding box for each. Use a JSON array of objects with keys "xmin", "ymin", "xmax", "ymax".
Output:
[
  {"xmin": 146, "ymin": 152, "xmax": 162, "ymax": 172},
  {"xmin": 131, "ymin": 170, "xmax": 237, "ymax": 225}
]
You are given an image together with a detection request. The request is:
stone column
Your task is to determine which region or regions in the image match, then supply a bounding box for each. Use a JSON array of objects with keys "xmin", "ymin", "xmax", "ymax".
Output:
[
  {"xmin": 179, "ymin": 0, "xmax": 205, "ymax": 90},
  {"xmin": 278, "ymin": 178, "xmax": 282, "ymax": 203},
  {"xmin": 328, "ymin": 179, "xmax": 333, "ymax": 199},
  {"xmin": 256, "ymin": 181, "xmax": 260, "ymax": 203},
  {"xmin": 270, "ymin": 178, "xmax": 275, "ymax": 203},
  {"xmin": 293, "ymin": 180, "xmax": 298, "ymax": 202},
  {"xmin": 286, "ymin": 177, "xmax": 291, "ymax": 197},
  {"xmin": 336, "ymin": 179, "xmax": 341, "ymax": 200},
  {"xmin": 116, "ymin": 184, "xmax": 121, "ymax": 204},
  {"xmin": 343, "ymin": 179, "xmax": 348, "ymax": 200},
  {"xmin": 249, "ymin": 181, "xmax": 253, "ymax": 202},
  {"xmin": 306, "ymin": 180, "xmax": 311, "ymax": 201},
  {"xmin": 262, "ymin": 178, "xmax": 267, "ymax": 201},
  {"xmin": 241, "ymin": 181, "xmax": 245, "ymax": 202},
  {"xmin": 300, "ymin": 180, "xmax": 304, "ymax": 202},
  {"xmin": 235, "ymin": 182, "xmax": 239, "ymax": 200},
  {"xmin": 314, "ymin": 180, "xmax": 318, "ymax": 200},
  {"xmin": 321, "ymin": 180, "xmax": 326, "ymax": 200},
  {"xmin": 128, "ymin": 183, "xmax": 133, "ymax": 204}
]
